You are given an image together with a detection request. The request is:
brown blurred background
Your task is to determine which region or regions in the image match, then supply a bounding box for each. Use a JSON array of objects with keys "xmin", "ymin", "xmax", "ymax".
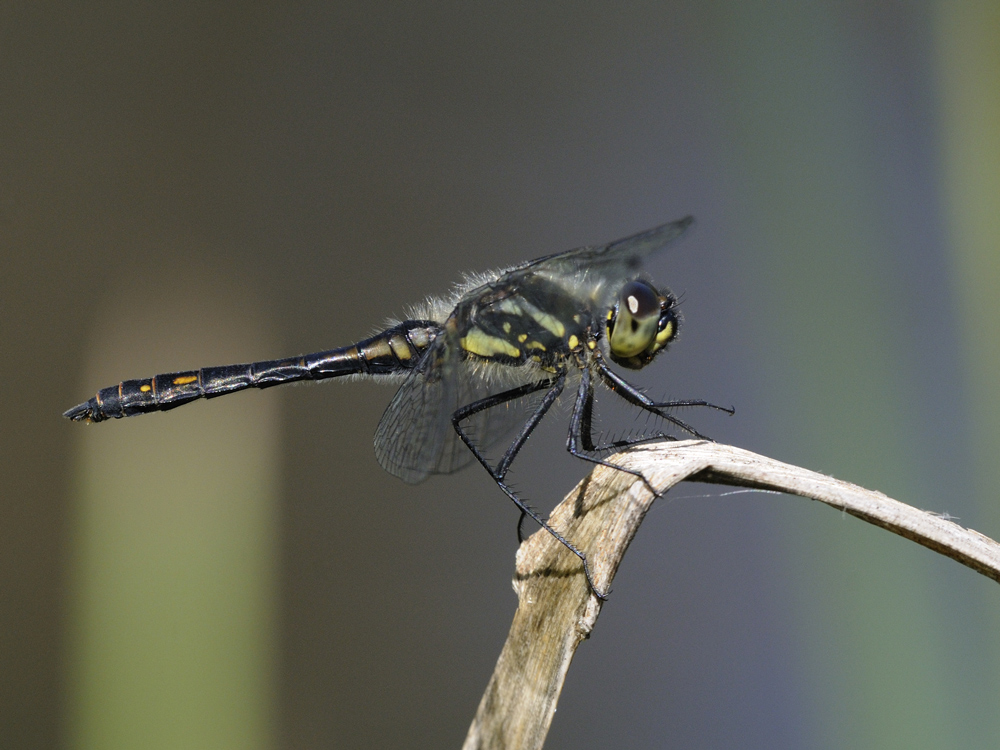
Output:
[{"xmin": 4, "ymin": 2, "xmax": 1000, "ymax": 748}]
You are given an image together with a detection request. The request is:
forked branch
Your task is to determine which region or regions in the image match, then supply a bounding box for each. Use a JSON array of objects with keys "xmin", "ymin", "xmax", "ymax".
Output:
[{"xmin": 462, "ymin": 440, "xmax": 1000, "ymax": 750}]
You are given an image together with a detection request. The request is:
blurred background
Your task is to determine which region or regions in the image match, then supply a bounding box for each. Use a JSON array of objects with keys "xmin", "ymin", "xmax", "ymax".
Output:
[{"xmin": 4, "ymin": 1, "xmax": 999, "ymax": 748}]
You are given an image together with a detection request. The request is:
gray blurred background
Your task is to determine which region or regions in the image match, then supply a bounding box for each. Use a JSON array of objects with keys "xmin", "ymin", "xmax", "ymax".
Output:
[{"xmin": 5, "ymin": 2, "xmax": 1000, "ymax": 748}]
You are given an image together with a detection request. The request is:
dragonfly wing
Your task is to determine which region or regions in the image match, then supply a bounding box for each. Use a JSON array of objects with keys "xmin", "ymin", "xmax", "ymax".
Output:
[
  {"xmin": 446, "ymin": 364, "xmax": 558, "ymax": 467},
  {"xmin": 374, "ymin": 337, "xmax": 559, "ymax": 483},
  {"xmin": 513, "ymin": 216, "xmax": 693, "ymax": 282},
  {"xmin": 374, "ymin": 338, "xmax": 458, "ymax": 484}
]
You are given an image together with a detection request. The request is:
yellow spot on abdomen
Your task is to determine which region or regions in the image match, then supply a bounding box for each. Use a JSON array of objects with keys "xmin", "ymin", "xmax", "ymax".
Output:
[
  {"xmin": 172, "ymin": 375, "xmax": 198, "ymax": 386},
  {"xmin": 363, "ymin": 339, "xmax": 393, "ymax": 360},
  {"xmin": 567, "ymin": 335, "xmax": 579, "ymax": 350},
  {"xmin": 461, "ymin": 328, "xmax": 521, "ymax": 358},
  {"xmin": 389, "ymin": 336, "xmax": 412, "ymax": 360},
  {"xmin": 518, "ymin": 333, "xmax": 528, "ymax": 343},
  {"xmin": 139, "ymin": 384, "xmax": 152, "ymax": 392}
]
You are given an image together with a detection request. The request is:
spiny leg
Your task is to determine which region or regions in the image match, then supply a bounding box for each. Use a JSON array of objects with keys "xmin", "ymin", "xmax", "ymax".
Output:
[
  {"xmin": 451, "ymin": 378, "xmax": 557, "ymax": 483},
  {"xmin": 596, "ymin": 352, "xmax": 734, "ymax": 417},
  {"xmin": 566, "ymin": 367, "xmax": 659, "ymax": 495},
  {"xmin": 571, "ymin": 367, "xmax": 673, "ymax": 452},
  {"xmin": 567, "ymin": 354, "xmax": 734, "ymax": 510},
  {"xmin": 594, "ymin": 355, "xmax": 732, "ymax": 440},
  {"xmin": 452, "ymin": 373, "xmax": 610, "ymax": 600},
  {"xmin": 452, "ymin": 378, "xmax": 560, "ymax": 541}
]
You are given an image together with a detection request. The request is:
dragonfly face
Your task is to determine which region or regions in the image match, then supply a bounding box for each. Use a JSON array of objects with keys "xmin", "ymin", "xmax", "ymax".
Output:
[
  {"xmin": 65, "ymin": 216, "xmax": 730, "ymax": 598},
  {"xmin": 606, "ymin": 280, "xmax": 679, "ymax": 370}
]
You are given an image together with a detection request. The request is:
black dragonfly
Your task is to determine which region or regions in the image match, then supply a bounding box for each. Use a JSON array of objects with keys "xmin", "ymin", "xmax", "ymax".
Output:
[{"xmin": 65, "ymin": 217, "xmax": 730, "ymax": 597}]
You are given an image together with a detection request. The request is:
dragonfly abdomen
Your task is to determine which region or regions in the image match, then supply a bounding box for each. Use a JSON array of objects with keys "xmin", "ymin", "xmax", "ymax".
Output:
[{"xmin": 64, "ymin": 320, "xmax": 440, "ymax": 422}]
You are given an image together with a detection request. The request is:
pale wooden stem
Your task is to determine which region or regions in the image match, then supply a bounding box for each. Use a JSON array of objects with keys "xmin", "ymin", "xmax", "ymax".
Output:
[{"xmin": 462, "ymin": 440, "xmax": 1000, "ymax": 750}]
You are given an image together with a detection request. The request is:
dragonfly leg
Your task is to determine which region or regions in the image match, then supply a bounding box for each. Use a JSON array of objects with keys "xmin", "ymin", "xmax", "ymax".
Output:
[
  {"xmin": 452, "ymin": 378, "xmax": 560, "ymax": 543},
  {"xmin": 451, "ymin": 378, "xmax": 559, "ymax": 484},
  {"xmin": 452, "ymin": 374, "xmax": 610, "ymax": 600},
  {"xmin": 566, "ymin": 367, "xmax": 659, "ymax": 496},
  {"xmin": 593, "ymin": 355, "xmax": 732, "ymax": 440}
]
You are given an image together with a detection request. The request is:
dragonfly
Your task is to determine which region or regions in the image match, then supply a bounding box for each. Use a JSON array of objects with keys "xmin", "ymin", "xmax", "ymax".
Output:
[{"xmin": 65, "ymin": 217, "xmax": 730, "ymax": 597}]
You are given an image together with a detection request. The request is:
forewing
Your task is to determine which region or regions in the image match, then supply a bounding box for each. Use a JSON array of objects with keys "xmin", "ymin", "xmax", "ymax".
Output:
[{"xmin": 512, "ymin": 216, "xmax": 693, "ymax": 284}]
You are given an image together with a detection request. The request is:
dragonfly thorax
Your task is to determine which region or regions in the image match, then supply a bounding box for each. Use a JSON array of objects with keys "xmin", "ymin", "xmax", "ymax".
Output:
[{"xmin": 453, "ymin": 275, "xmax": 592, "ymax": 370}]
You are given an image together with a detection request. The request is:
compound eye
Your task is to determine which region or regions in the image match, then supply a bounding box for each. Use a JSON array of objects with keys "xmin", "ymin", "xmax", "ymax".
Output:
[
  {"xmin": 621, "ymin": 281, "xmax": 659, "ymax": 320},
  {"xmin": 608, "ymin": 281, "xmax": 660, "ymax": 359}
]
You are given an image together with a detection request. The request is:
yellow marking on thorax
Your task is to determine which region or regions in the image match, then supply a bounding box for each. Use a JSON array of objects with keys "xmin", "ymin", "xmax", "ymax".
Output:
[
  {"xmin": 518, "ymin": 333, "xmax": 528, "ymax": 343},
  {"xmin": 524, "ymin": 340, "xmax": 546, "ymax": 351},
  {"xmin": 461, "ymin": 328, "xmax": 521, "ymax": 358},
  {"xmin": 502, "ymin": 297, "xmax": 566, "ymax": 337},
  {"xmin": 587, "ymin": 340, "xmax": 597, "ymax": 350},
  {"xmin": 498, "ymin": 299, "xmax": 522, "ymax": 316},
  {"xmin": 173, "ymin": 375, "xmax": 198, "ymax": 386},
  {"xmin": 503, "ymin": 322, "xmax": 512, "ymax": 334},
  {"xmin": 527, "ymin": 309, "xmax": 565, "ymax": 337},
  {"xmin": 567, "ymin": 335, "xmax": 579, "ymax": 350}
]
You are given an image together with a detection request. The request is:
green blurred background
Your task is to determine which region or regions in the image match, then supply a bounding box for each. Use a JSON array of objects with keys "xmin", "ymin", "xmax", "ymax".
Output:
[{"xmin": 4, "ymin": 1, "xmax": 999, "ymax": 748}]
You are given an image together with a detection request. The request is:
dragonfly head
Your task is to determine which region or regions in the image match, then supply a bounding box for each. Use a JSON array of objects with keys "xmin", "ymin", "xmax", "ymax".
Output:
[{"xmin": 605, "ymin": 279, "xmax": 679, "ymax": 370}]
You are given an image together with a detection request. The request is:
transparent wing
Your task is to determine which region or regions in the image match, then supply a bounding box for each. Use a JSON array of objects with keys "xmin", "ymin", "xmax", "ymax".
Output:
[
  {"xmin": 509, "ymin": 216, "xmax": 693, "ymax": 285},
  {"xmin": 374, "ymin": 337, "xmax": 456, "ymax": 484},
  {"xmin": 448, "ymin": 365, "xmax": 558, "ymax": 470},
  {"xmin": 374, "ymin": 336, "xmax": 556, "ymax": 484}
]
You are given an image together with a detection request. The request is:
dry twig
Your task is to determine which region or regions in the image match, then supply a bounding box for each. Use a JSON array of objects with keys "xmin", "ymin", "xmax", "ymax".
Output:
[{"xmin": 463, "ymin": 440, "xmax": 1000, "ymax": 750}]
